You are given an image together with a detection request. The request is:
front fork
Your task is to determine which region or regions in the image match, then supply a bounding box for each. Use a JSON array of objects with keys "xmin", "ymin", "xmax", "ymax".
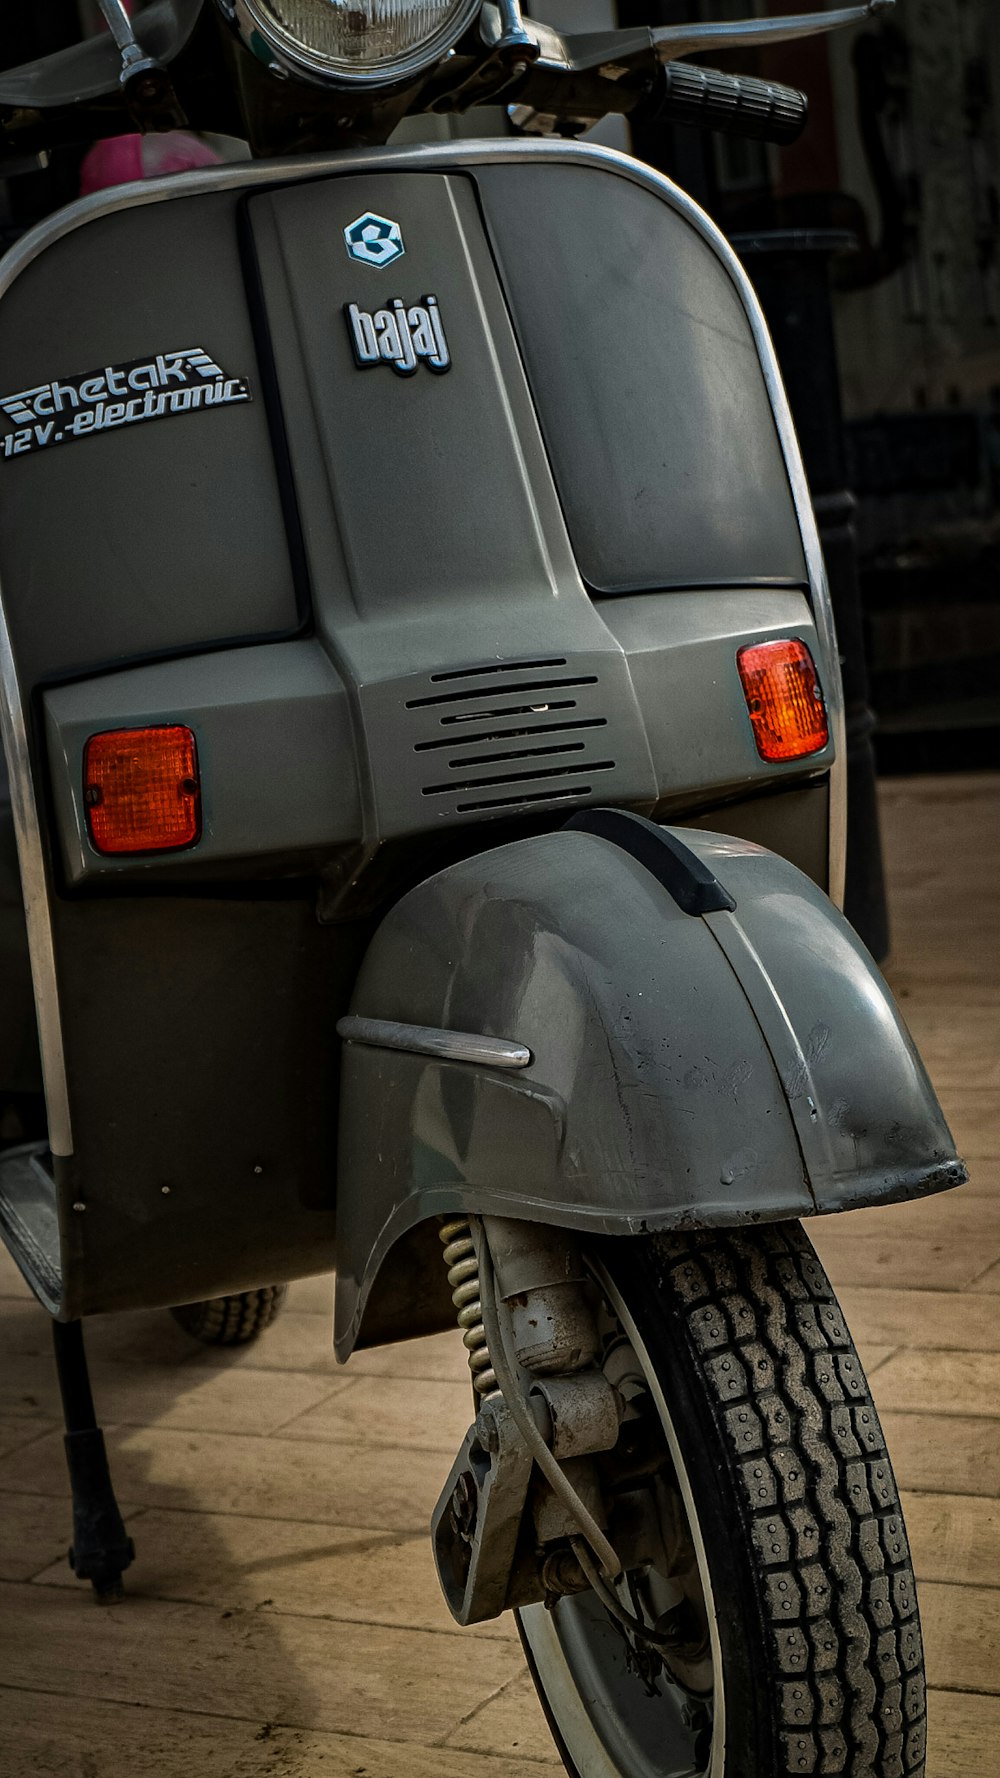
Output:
[{"xmin": 431, "ymin": 1215, "xmax": 684, "ymax": 1631}]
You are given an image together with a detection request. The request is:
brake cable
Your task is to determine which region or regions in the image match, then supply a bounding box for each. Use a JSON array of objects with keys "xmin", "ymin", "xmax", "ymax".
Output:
[
  {"xmin": 477, "ymin": 1234, "xmax": 625, "ymax": 1583},
  {"xmin": 478, "ymin": 1229, "xmax": 715, "ymax": 1658}
]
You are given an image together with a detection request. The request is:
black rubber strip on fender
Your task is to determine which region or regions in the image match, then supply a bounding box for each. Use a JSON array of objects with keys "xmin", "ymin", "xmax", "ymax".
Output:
[{"xmin": 564, "ymin": 808, "xmax": 736, "ymax": 916}]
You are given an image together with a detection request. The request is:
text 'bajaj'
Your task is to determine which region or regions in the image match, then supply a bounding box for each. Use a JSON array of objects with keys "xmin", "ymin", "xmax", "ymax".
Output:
[{"xmin": 0, "ymin": 3, "xmax": 964, "ymax": 1774}]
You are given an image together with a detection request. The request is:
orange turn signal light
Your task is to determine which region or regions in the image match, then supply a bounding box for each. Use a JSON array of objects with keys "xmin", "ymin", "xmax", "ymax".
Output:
[
  {"xmin": 83, "ymin": 725, "xmax": 201, "ymax": 856},
  {"xmin": 737, "ymin": 638, "xmax": 829, "ymax": 764}
]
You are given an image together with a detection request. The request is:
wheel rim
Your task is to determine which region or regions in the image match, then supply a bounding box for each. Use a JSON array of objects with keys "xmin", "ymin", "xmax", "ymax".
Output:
[{"xmin": 519, "ymin": 1258, "xmax": 726, "ymax": 1778}]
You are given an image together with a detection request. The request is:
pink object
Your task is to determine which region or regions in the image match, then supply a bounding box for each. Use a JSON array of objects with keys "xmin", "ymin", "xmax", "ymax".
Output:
[{"xmin": 80, "ymin": 130, "xmax": 221, "ymax": 197}]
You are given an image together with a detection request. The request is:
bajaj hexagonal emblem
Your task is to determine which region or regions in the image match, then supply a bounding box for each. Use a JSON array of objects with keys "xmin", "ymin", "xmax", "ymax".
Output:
[{"xmin": 344, "ymin": 212, "xmax": 405, "ymax": 269}]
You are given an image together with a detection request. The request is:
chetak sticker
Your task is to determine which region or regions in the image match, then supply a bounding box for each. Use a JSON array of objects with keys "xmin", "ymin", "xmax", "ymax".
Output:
[{"xmin": 0, "ymin": 347, "xmax": 252, "ymax": 458}]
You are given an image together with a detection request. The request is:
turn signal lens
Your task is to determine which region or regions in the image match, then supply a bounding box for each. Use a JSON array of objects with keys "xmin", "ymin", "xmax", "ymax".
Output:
[
  {"xmin": 84, "ymin": 726, "xmax": 201, "ymax": 855},
  {"xmin": 737, "ymin": 638, "xmax": 829, "ymax": 763}
]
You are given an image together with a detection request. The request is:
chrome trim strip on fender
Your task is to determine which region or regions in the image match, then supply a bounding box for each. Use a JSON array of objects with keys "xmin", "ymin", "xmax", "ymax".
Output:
[
  {"xmin": 337, "ymin": 1015, "xmax": 532, "ymax": 1069},
  {"xmin": 0, "ymin": 137, "xmax": 846, "ymax": 1154}
]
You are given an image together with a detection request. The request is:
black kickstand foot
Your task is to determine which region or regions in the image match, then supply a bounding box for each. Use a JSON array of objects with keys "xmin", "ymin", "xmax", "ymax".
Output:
[{"xmin": 52, "ymin": 1319, "xmax": 135, "ymax": 1602}]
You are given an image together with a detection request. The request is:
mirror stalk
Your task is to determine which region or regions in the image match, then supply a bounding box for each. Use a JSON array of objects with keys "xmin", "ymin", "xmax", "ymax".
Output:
[
  {"xmin": 96, "ymin": 0, "xmax": 187, "ymax": 128},
  {"xmin": 653, "ymin": 1, "xmax": 895, "ymax": 63}
]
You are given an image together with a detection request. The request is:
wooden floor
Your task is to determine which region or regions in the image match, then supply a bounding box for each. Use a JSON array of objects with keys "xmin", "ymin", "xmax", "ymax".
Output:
[{"xmin": 0, "ymin": 773, "xmax": 996, "ymax": 1777}]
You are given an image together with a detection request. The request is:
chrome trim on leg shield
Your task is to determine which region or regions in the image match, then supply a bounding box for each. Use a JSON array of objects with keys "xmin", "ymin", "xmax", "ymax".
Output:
[{"xmin": 0, "ymin": 599, "xmax": 72, "ymax": 1155}]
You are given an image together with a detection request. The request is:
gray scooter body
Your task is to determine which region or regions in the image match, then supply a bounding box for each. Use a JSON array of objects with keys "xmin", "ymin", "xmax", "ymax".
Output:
[{"xmin": 0, "ymin": 140, "xmax": 963, "ymax": 1324}]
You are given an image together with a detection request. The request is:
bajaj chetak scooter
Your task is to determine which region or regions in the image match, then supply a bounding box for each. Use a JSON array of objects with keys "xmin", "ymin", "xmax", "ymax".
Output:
[{"xmin": 0, "ymin": 2, "xmax": 964, "ymax": 1773}]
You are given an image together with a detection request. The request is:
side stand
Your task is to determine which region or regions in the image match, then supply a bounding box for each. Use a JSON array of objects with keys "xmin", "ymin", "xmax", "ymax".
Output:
[{"xmin": 52, "ymin": 1319, "xmax": 135, "ymax": 1602}]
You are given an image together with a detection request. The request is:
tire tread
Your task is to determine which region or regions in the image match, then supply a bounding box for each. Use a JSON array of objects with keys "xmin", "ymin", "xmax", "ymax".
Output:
[{"xmin": 655, "ymin": 1223, "xmax": 925, "ymax": 1778}]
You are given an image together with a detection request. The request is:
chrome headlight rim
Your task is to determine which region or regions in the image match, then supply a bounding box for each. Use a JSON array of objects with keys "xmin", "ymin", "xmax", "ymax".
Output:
[{"xmin": 231, "ymin": 0, "xmax": 484, "ymax": 89}]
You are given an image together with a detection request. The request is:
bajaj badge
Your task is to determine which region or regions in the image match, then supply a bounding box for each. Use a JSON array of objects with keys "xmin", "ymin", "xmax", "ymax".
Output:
[{"xmin": 345, "ymin": 296, "xmax": 451, "ymax": 377}]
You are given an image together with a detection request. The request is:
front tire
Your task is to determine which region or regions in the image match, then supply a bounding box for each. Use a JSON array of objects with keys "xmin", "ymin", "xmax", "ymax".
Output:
[{"xmin": 519, "ymin": 1223, "xmax": 924, "ymax": 1778}]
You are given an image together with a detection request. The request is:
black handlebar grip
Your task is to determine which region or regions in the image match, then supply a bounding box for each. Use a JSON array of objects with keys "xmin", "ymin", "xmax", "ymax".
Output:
[{"xmin": 652, "ymin": 62, "xmax": 808, "ymax": 146}]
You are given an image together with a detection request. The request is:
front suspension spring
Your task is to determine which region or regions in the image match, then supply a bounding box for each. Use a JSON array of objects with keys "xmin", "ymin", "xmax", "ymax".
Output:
[{"xmin": 439, "ymin": 1219, "xmax": 498, "ymax": 1399}]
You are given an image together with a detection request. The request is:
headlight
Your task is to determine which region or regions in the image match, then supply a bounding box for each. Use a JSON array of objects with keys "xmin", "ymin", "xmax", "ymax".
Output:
[{"xmin": 233, "ymin": 0, "xmax": 482, "ymax": 85}]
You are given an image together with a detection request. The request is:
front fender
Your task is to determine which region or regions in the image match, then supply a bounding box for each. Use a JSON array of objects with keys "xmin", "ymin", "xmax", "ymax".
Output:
[{"xmin": 334, "ymin": 823, "xmax": 964, "ymax": 1358}]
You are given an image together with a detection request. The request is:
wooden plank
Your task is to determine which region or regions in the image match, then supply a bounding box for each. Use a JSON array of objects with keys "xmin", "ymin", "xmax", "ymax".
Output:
[
  {"xmin": 0, "ymin": 1349, "xmax": 352, "ymax": 1437},
  {"xmin": 0, "ymin": 1490, "xmax": 142, "ymax": 1585},
  {"xmin": 278, "ymin": 1376, "xmax": 474, "ymax": 1454},
  {"xmin": 346, "ymin": 1332, "xmax": 470, "ymax": 1384},
  {"xmin": 0, "ymin": 1425, "xmax": 454, "ymax": 1532},
  {"xmin": 898, "ymin": 995, "xmax": 1000, "ymax": 1031},
  {"xmin": 880, "ymin": 1412, "xmax": 1000, "ymax": 1498},
  {"xmin": 869, "ymin": 1351, "xmax": 1000, "ymax": 1418},
  {"xmin": 33, "ymin": 1505, "xmax": 515, "ymax": 1641},
  {"xmin": 969, "ymin": 1260, "xmax": 1000, "ymax": 1295},
  {"xmin": 0, "ymin": 1245, "xmax": 30, "ymax": 1300},
  {"xmin": 0, "ymin": 1295, "xmax": 202, "ymax": 1368},
  {"xmin": 0, "ymin": 1580, "xmax": 528, "ymax": 1747},
  {"xmin": 808, "ymin": 1229, "xmax": 999, "ymax": 1292},
  {"xmin": 920, "ymin": 1581, "xmax": 1000, "ymax": 1695},
  {"xmin": 932, "ymin": 1092, "xmax": 999, "ymax": 1164},
  {"xmin": 285, "ymin": 1271, "xmax": 336, "ymax": 1316},
  {"xmin": 0, "ymin": 1412, "xmax": 54, "ymax": 1460},
  {"xmin": 901, "ymin": 1492, "xmax": 1000, "ymax": 1589},
  {"xmin": 190, "ymin": 1310, "xmax": 470, "ymax": 1384},
  {"xmin": 901, "ymin": 1009, "xmax": 1000, "ymax": 1066},
  {"xmin": 890, "ymin": 950, "xmax": 1000, "ymax": 994},
  {"xmin": 878, "ymin": 771, "xmax": 998, "ymax": 801},
  {"xmin": 0, "ymin": 1687, "xmax": 558, "ymax": 1778},
  {"xmin": 185, "ymin": 1309, "xmax": 378, "ymax": 1375},
  {"xmin": 899, "ymin": 981, "xmax": 1000, "ymax": 1010},
  {"xmin": 926, "ymin": 1689, "xmax": 1000, "ymax": 1778},
  {"xmin": 817, "ymin": 1192, "xmax": 1000, "ymax": 1246},
  {"xmin": 0, "ymin": 1282, "xmax": 464, "ymax": 1385},
  {"xmin": 852, "ymin": 1345, "xmax": 896, "ymax": 1375},
  {"xmin": 443, "ymin": 1669, "xmax": 564, "ymax": 1765},
  {"xmin": 0, "ymin": 1351, "xmax": 64, "ymax": 1420},
  {"xmin": 898, "ymin": 1044, "xmax": 998, "ymax": 1093},
  {"xmin": 837, "ymin": 1286, "xmax": 1000, "ymax": 1352}
]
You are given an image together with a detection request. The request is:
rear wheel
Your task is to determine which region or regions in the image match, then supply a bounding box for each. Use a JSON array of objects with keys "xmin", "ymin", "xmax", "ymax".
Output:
[
  {"xmin": 169, "ymin": 1284, "xmax": 288, "ymax": 1346},
  {"xmin": 518, "ymin": 1223, "xmax": 924, "ymax": 1778}
]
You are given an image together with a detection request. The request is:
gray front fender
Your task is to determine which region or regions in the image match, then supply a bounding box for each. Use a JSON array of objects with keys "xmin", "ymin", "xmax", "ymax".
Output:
[{"xmin": 334, "ymin": 825, "xmax": 964, "ymax": 1358}]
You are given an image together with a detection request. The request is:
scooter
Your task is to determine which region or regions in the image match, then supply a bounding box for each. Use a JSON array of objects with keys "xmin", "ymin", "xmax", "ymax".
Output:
[{"xmin": 0, "ymin": 3, "xmax": 965, "ymax": 1774}]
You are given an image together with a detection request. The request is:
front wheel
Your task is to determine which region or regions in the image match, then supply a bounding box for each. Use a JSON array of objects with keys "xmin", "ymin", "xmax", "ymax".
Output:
[{"xmin": 518, "ymin": 1224, "xmax": 924, "ymax": 1778}]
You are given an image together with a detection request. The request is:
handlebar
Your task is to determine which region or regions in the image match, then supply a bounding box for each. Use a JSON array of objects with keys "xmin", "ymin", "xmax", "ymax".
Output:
[
  {"xmin": 650, "ymin": 63, "xmax": 808, "ymax": 146},
  {"xmin": 0, "ymin": 1, "xmax": 881, "ymax": 164}
]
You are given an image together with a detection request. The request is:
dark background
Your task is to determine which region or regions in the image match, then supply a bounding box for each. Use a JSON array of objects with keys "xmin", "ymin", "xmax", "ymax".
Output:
[{"xmin": 629, "ymin": 0, "xmax": 1000, "ymax": 778}]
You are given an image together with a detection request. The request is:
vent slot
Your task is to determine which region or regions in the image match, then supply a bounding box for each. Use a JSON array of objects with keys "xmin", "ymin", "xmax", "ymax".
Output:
[
  {"xmin": 429, "ymin": 657, "xmax": 567, "ymax": 683},
  {"xmin": 440, "ymin": 700, "xmax": 578, "ymax": 727},
  {"xmin": 423, "ymin": 760, "xmax": 614, "ymax": 798},
  {"xmin": 445, "ymin": 741, "xmax": 586, "ymax": 770},
  {"xmin": 415, "ymin": 717, "xmax": 607, "ymax": 753},
  {"xmin": 406, "ymin": 674, "xmax": 597, "ymax": 711}
]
